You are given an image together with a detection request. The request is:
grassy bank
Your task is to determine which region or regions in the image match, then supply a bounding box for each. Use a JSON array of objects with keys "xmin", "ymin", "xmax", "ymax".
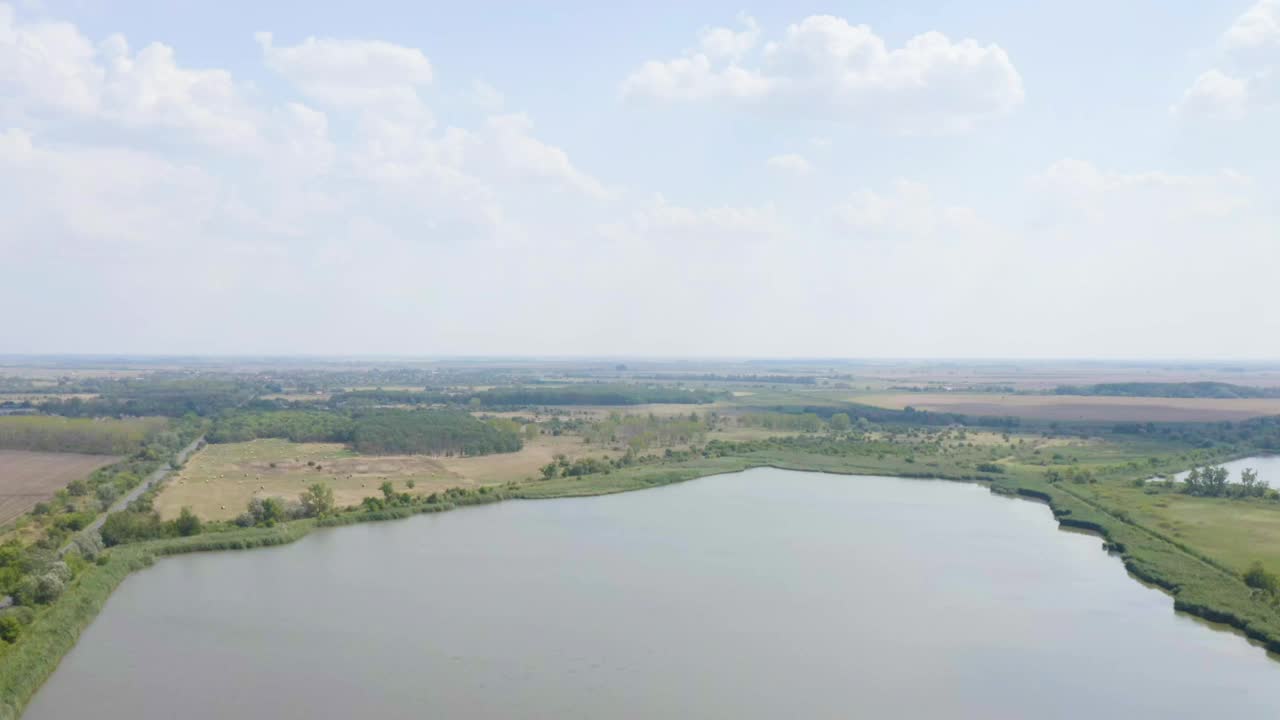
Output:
[{"xmin": 3, "ymin": 439, "xmax": 1280, "ymax": 718}]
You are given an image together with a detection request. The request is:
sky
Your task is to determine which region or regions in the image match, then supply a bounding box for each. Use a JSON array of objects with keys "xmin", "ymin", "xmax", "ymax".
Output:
[{"xmin": 1, "ymin": 0, "xmax": 1277, "ymax": 359}]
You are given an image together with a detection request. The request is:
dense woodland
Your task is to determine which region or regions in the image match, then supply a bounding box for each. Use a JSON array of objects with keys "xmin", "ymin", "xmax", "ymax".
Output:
[
  {"xmin": 1054, "ymin": 382, "xmax": 1280, "ymax": 399},
  {"xmin": 206, "ymin": 408, "xmax": 522, "ymax": 456},
  {"xmin": 351, "ymin": 410, "xmax": 522, "ymax": 456},
  {"xmin": 0, "ymin": 417, "xmax": 169, "ymax": 455}
]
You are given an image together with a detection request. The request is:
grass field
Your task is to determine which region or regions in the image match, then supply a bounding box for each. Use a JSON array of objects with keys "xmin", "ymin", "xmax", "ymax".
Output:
[
  {"xmin": 854, "ymin": 392, "xmax": 1280, "ymax": 422},
  {"xmin": 0, "ymin": 450, "xmax": 120, "ymax": 524},
  {"xmin": 155, "ymin": 433, "xmax": 623, "ymax": 520},
  {"xmin": 1084, "ymin": 481, "xmax": 1280, "ymax": 573}
]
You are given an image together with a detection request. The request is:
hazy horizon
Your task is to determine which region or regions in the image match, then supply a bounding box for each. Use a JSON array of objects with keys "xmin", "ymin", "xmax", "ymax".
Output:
[{"xmin": 3, "ymin": 1, "xmax": 1277, "ymax": 358}]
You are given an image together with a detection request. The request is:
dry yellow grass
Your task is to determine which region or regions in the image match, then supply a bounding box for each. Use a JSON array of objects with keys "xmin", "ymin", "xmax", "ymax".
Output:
[
  {"xmin": 855, "ymin": 393, "xmax": 1280, "ymax": 422},
  {"xmin": 436, "ymin": 433, "xmax": 615, "ymax": 483},
  {"xmin": 155, "ymin": 434, "xmax": 625, "ymax": 520},
  {"xmin": 156, "ymin": 440, "xmax": 455, "ymax": 521},
  {"xmin": 0, "ymin": 393, "xmax": 100, "ymax": 403}
]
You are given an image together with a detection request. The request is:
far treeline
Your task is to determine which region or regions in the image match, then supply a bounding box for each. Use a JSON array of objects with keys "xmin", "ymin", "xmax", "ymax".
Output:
[
  {"xmin": 24, "ymin": 381, "xmax": 722, "ymax": 419},
  {"xmin": 209, "ymin": 409, "xmax": 522, "ymax": 457},
  {"xmin": 1053, "ymin": 382, "xmax": 1280, "ymax": 399},
  {"xmin": 330, "ymin": 384, "xmax": 722, "ymax": 408}
]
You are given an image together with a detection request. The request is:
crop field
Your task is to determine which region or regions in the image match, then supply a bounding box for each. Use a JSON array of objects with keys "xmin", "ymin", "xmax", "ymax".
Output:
[
  {"xmin": 854, "ymin": 392, "xmax": 1280, "ymax": 422},
  {"xmin": 0, "ymin": 450, "xmax": 120, "ymax": 524},
  {"xmin": 0, "ymin": 393, "xmax": 100, "ymax": 403},
  {"xmin": 481, "ymin": 402, "xmax": 735, "ymax": 421},
  {"xmin": 155, "ymin": 434, "xmax": 624, "ymax": 520}
]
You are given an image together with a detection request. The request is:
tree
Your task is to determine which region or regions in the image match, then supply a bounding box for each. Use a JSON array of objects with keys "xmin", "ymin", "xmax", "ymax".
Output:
[
  {"xmin": 301, "ymin": 483, "xmax": 335, "ymax": 518},
  {"xmin": 95, "ymin": 483, "xmax": 119, "ymax": 511},
  {"xmin": 0, "ymin": 615, "xmax": 21, "ymax": 643},
  {"xmin": 380, "ymin": 481, "xmax": 396, "ymax": 501},
  {"xmin": 247, "ymin": 497, "xmax": 286, "ymax": 526},
  {"xmin": 1184, "ymin": 465, "xmax": 1230, "ymax": 497},
  {"xmin": 174, "ymin": 507, "xmax": 202, "ymax": 537},
  {"xmin": 1244, "ymin": 561, "xmax": 1278, "ymax": 594},
  {"xmin": 828, "ymin": 413, "xmax": 852, "ymax": 434}
]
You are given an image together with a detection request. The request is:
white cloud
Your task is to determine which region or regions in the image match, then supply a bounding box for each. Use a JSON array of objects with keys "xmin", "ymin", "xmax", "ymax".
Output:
[
  {"xmin": 1225, "ymin": 0, "xmax": 1280, "ymax": 50},
  {"xmin": 698, "ymin": 14, "xmax": 760, "ymax": 60},
  {"xmin": 833, "ymin": 179, "xmax": 982, "ymax": 238},
  {"xmin": 484, "ymin": 113, "xmax": 608, "ymax": 198},
  {"xmin": 1173, "ymin": 69, "xmax": 1250, "ymax": 116},
  {"xmin": 1031, "ymin": 158, "xmax": 1254, "ymax": 220},
  {"xmin": 0, "ymin": 127, "xmax": 233, "ymax": 255},
  {"xmin": 0, "ymin": 4, "xmax": 257, "ymax": 146},
  {"xmin": 1177, "ymin": 1, "xmax": 1279, "ymax": 116},
  {"xmin": 470, "ymin": 80, "xmax": 505, "ymax": 112},
  {"xmin": 256, "ymin": 31, "xmax": 433, "ymax": 111},
  {"xmin": 0, "ymin": 3, "xmax": 101, "ymax": 113},
  {"xmin": 621, "ymin": 14, "xmax": 1024, "ymax": 132},
  {"xmin": 766, "ymin": 153, "xmax": 811, "ymax": 175},
  {"xmin": 595, "ymin": 195, "xmax": 786, "ymax": 268}
]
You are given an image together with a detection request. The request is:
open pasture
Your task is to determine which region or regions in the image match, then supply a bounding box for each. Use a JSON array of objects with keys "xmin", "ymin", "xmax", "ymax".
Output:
[
  {"xmin": 1088, "ymin": 482, "xmax": 1280, "ymax": 574},
  {"xmin": 0, "ymin": 450, "xmax": 120, "ymax": 524},
  {"xmin": 155, "ymin": 434, "xmax": 623, "ymax": 520},
  {"xmin": 855, "ymin": 393, "xmax": 1280, "ymax": 422}
]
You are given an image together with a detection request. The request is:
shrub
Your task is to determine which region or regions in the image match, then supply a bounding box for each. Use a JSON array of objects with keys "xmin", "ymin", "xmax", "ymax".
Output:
[
  {"xmin": 0, "ymin": 615, "xmax": 21, "ymax": 643},
  {"xmin": 100, "ymin": 511, "xmax": 165, "ymax": 547},
  {"xmin": 1244, "ymin": 562, "xmax": 1279, "ymax": 594},
  {"xmin": 173, "ymin": 507, "xmax": 202, "ymax": 537},
  {"xmin": 246, "ymin": 497, "xmax": 286, "ymax": 526}
]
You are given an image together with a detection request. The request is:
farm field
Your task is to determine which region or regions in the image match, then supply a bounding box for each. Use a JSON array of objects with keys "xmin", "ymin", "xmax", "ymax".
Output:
[
  {"xmin": 0, "ymin": 450, "xmax": 120, "ymax": 524},
  {"xmin": 482, "ymin": 402, "xmax": 735, "ymax": 421},
  {"xmin": 854, "ymin": 392, "xmax": 1280, "ymax": 422}
]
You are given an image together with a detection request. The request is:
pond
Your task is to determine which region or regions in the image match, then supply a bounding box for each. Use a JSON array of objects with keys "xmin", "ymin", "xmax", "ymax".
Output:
[
  {"xmin": 22, "ymin": 468, "xmax": 1280, "ymax": 719},
  {"xmin": 1174, "ymin": 455, "xmax": 1280, "ymax": 485}
]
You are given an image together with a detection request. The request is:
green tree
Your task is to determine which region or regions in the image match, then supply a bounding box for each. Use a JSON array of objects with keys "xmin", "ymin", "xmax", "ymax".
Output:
[
  {"xmin": 1244, "ymin": 561, "xmax": 1279, "ymax": 594},
  {"xmin": 380, "ymin": 481, "xmax": 396, "ymax": 501},
  {"xmin": 828, "ymin": 413, "xmax": 852, "ymax": 434},
  {"xmin": 247, "ymin": 496, "xmax": 286, "ymax": 526},
  {"xmin": 0, "ymin": 615, "xmax": 21, "ymax": 643},
  {"xmin": 301, "ymin": 482, "xmax": 335, "ymax": 518},
  {"xmin": 173, "ymin": 507, "xmax": 203, "ymax": 537}
]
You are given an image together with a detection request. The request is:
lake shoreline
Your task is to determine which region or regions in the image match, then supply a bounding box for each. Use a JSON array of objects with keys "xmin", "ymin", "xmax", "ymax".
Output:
[{"xmin": 4, "ymin": 453, "xmax": 1280, "ymax": 719}]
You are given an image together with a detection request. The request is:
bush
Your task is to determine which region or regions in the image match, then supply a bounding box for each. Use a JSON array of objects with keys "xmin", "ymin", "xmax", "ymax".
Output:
[
  {"xmin": 246, "ymin": 497, "xmax": 286, "ymax": 526},
  {"xmin": 0, "ymin": 615, "xmax": 21, "ymax": 643},
  {"xmin": 1244, "ymin": 561, "xmax": 1279, "ymax": 594},
  {"xmin": 100, "ymin": 511, "xmax": 165, "ymax": 547},
  {"xmin": 173, "ymin": 507, "xmax": 202, "ymax": 537}
]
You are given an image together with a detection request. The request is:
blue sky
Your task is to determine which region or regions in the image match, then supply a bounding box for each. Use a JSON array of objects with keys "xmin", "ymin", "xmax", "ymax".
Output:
[{"xmin": 2, "ymin": 1, "xmax": 1277, "ymax": 357}]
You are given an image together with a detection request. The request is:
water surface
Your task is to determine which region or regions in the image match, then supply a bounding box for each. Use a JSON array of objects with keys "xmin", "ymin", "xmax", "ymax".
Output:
[
  {"xmin": 24, "ymin": 468, "xmax": 1280, "ymax": 719},
  {"xmin": 1174, "ymin": 455, "xmax": 1280, "ymax": 485}
]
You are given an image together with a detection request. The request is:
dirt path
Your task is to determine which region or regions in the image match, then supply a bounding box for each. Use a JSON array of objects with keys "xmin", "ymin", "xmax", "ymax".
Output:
[{"xmin": 60, "ymin": 436, "xmax": 204, "ymax": 554}]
